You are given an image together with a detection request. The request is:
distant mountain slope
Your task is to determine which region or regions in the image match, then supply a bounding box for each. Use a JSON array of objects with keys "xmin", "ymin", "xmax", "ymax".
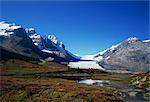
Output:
[{"xmin": 96, "ymin": 37, "xmax": 150, "ymax": 72}]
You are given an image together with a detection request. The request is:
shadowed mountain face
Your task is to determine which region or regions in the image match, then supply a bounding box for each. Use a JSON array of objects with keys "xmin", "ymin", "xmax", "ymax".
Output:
[
  {"xmin": 25, "ymin": 28, "xmax": 80, "ymax": 62},
  {"xmin": 0, "ymin": 22, "xmax": 80, "ymax": 63},
  {"xmin": 0, "ymin": 28, "xmax": 46, "ymax": 60},
  {"xmin": 97, "ymin": 38, "xmax": 150, "ymax": 72}
]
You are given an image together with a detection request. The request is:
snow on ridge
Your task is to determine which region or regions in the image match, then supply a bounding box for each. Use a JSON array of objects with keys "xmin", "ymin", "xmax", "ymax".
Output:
[
  {"xmin": 109, "ymin": 43, "xmax": 121, "ymax": 51},
  {"xmin": 30, "ymin": 33, "xmax": 41, "ymax": 39},
  {"xmin": 0, "ymin": 22, "xmax": 21, "ymax": 36},
  {"xmin": 59, "ymin": 41, "xmax": 63, "ymax": 48},
  {"xmin": 143, "ymin": 40, "xmax": 150, "ymax": 43},
  {"xmin": 7, "ymin": 25, "xmax": 21, "ymax": 30},
  {"xmin": 0, "ymin": 22, "xmax": 11, "ymax": 30},
  {"xmin": 25, "ymin": 28, "xmax": 45, "ymax": 49},
  {"xmin": 98, "ymin": 49, "xmax": 108, "ymax": 55},
  {"xmin": 25, "ymin": 28, "xmax": 36, "ymax": 34},
  {"xmin": 98, "ymin": 37, "xmax": 139, "ymax": 55},
  {"xmin": 96, "ymin": 43, "xmax": 120, "ymax": 56},
  {"xmin": 48, "ymin": 35, "xmax": 58, "ymax": 44},
  {"xmin": 29, "ymin": 33, "xmax": 43, "ymax": 47},
  {"xmin": 0, "ymin": 21, "xmax": 21, "ymax": 31},
  {"xmin": 127, "ymin": 37, "xmax": 139, "ymax": 41},
  {"xmin": 47, "ymin": 34, "xmax": 65, "ymax": 52},
  {"xmin": 42, "ymin": 49, "xmax": 53, "ymax": 54},
  {"xmin": 28, "ymin": 28, "xmax": 34, "ymax": 31}
]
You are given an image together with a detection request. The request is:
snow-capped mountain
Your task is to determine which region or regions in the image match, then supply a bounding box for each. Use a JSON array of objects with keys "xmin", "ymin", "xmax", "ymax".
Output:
[
  {"xmin": 0, "ymin": 21, "xmax": 79, "ymax": 63},
  {"xmin": 44, "ymin": 35, "xmax": 80, "ymax": 62},
  {"xmin": 1, "ymin": 21, "xmax": 149, "ymax": 72},
  {"xmin": 0, "ymin": 21, "xmax": 46, "ymax": 60},
  {"xmin": 25, "ymin": 27, "xmax": 80, "ymax": 62},
  {"xmin": 77, "ymin": 37, "xmax": 150, "ymax": 72},
  {"xmin": 96, "ymin": 37, "xmax": 150, "ymax": 72},
  {"xmin": 25, "ymin": 28, "xmax": 46, "ymax": 50}
]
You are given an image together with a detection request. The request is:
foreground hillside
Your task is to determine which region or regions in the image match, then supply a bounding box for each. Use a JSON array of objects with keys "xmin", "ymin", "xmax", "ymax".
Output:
[
  {"xmin": 0, "ymin": 59, "xmax": 122, "ymax": 102},
  {"xmin": 1, "ymin": 59, "xmax": 149, "ymax": 102}
]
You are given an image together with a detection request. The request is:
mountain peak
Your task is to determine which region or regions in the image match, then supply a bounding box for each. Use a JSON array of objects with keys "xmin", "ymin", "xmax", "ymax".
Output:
[
  {"xmin": 47, "ymin": 34, "xmax": 58, "ymax": 44},
  {"xmin": 126, "ymin": 37, "xmax": 139, "ymax": 41},
  {"xmin": 0, "ymin": 22, "xmax": 22, "ymax": 36},
  {"xmin": 0, "ymin": 21, "xmax": 21, "ymax": 30},
  {"xmin": 25, "ymin": 28, "xmax": 36, "ymax": 35}
]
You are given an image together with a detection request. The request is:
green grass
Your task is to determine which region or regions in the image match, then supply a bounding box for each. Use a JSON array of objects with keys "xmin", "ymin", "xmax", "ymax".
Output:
[{"xmin": 0, "ymin": 63, "xmax": 34, "ymax": 75}]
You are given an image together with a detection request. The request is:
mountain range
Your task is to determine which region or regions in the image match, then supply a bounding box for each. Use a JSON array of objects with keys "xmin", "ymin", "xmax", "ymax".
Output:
[
  {"xmin": 79, "ymin": 37, "xmax": 150, "ymax": 72},
  {"xmin": 0, "ymin": 21, "xmax": 150, "ymax": 72},
  {"xmin": 0, "ymin": 21, "xmax": 80, "ymax": 63}
]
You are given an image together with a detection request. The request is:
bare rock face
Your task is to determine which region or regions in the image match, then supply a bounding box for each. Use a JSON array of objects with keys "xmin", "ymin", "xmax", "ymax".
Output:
[{"xmin": 98, "ymin": 37, "xmax": 150, "ymax": 72}]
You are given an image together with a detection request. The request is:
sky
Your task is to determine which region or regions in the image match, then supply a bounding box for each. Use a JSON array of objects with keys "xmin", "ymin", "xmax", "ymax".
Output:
[{"xmin": 0, "ymin": 1, "xmax": 149, "ymax": 55}]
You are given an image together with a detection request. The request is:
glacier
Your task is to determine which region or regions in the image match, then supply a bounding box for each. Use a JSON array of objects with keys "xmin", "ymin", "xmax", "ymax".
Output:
[{"xmin": 68, "ymin": 61, "xmax": 105, "ymax": 70}]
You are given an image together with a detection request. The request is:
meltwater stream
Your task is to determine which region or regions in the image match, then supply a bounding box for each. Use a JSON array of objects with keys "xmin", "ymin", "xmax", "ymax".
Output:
[{"xmin": 78, "ymin": 79, "xmax": 149, "ymax": 102}]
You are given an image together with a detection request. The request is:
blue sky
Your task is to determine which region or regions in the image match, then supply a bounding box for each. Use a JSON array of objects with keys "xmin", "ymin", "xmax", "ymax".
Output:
[{"xmin": 1, "ymin": 1, "xmax": 149, "ymax": 55}]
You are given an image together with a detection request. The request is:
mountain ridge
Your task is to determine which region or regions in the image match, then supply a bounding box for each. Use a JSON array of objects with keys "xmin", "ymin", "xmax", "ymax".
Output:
[
  {"xmin": 0, "ymin": 21, "xmax": 149, "ymax": 72},
  {"xmin": 0, "ymin": 21, "xmax": 79, "ymax": 63}
]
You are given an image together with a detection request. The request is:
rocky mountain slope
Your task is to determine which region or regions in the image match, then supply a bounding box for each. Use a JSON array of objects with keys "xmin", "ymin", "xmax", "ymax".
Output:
[
  {"xmin": 96, "ymin": 37, "xmax": 150, "ymax": 72},
  {"xmin": 0, "ymin": 21, "xmax": 79, "ymax": 63},
  {"xmin": 0, "ymin": 22, "xmax": 46, "ymax": 61},
  {"xmin": 26, "ymin": 27, "xmax": 80, "ymax": 62}
]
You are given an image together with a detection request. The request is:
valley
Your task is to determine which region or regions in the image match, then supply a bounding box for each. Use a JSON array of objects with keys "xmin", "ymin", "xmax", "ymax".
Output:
[{"xmin": 0, "ymin": 22, "xmax": 150, "ymax": 102}]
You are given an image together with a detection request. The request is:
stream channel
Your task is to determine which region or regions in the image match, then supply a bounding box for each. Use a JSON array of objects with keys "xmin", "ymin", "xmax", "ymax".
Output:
[{"xmin": 78, "ymin": 79, "xmax": 149, "ymax": 102}]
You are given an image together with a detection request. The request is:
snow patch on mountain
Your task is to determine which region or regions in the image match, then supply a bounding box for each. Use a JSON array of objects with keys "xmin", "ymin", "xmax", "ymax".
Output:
[
  {"xmin": 47, "ymin": 34, "xmax": 65, "ymax": 49},
  {"xmin": 48, "ymin": 35, "xmax": 58, "ymax": 44},
  {"xmin": 127, "ymin": 37, "xmax": 139, "ymax": 41},
  {"xmin": 109, "ymin": 43, "xmax": 121, "ymax": 51},
  {"xmin": 143, "ymin": 40, "xmax": 150, "ymax": 43},
  {"xmin": 0, "ymin": 22, "xmax": 11, "ymax": 31},
  {"xmin": 97, "ymin": 49, "xmax": 108, "ymax": 55},
  {"xmin": 42, "ymin": 49, "xmax": 53, "ymax": 54},
  {"xmin": 26, "ymin": 29, "xmax": 67, "ymax": 58},
  {"xmin": 0, "ymin": 21, "xmax": 21, "ymax": 36},
  {"xmin": 25, "ymin": 28, "xmax": 46, "ymax": 49}
]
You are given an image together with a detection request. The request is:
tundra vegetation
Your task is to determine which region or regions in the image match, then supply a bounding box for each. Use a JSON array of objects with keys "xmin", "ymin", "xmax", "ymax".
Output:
[{"xmin": 0, "ymin": 59, "xmax": 149, "ymax": 102}]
